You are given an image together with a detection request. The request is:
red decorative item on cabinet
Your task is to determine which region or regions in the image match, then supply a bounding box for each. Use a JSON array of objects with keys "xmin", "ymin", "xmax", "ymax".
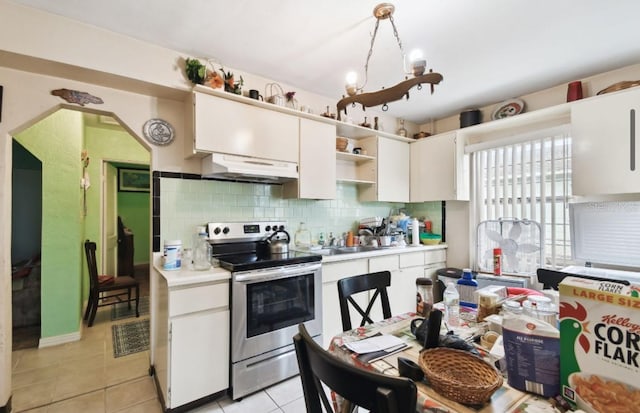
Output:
[{"xmin": 566, "ymin": 81, "xmax": 583, "ymax": 102}]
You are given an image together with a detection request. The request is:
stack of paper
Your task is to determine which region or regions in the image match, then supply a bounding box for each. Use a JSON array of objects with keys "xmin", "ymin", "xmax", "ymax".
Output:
[{"xmin": 345, "ymin": 334, "xmax": 410, "ymax": 363}]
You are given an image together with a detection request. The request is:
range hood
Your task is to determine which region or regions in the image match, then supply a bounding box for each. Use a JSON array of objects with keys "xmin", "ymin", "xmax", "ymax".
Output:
[{"xmin": 201, "ymin": 153, "xmax": 298, "ymax": 184}]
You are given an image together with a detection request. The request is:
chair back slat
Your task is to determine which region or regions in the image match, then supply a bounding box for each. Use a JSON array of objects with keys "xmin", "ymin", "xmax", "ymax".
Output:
[
  {"xmin": 337, "ymin": 271, "xmax": 392, "ymax": 331},
  {"xmin": 293, "ymin": 323, "xmax": 416, "ymax": 413},
  {"xmin": 84, "ymin": 240, "xmax": 100, "ymax": 291}
]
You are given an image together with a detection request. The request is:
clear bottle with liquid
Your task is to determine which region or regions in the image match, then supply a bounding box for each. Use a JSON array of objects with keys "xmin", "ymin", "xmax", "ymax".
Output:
[
  {"xmin": 443, "ymin": 282, "xmax": 460, "ymax": 327},
  {"xmin": 294, "ymin": 222, "xmax": 311, "ymax": 249},
  {"xmin": 397, "ymin": 118, "xmax": 408, "ymax": 137}
]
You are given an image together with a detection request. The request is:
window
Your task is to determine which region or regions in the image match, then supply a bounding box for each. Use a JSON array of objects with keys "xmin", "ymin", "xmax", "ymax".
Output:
[{"xmin": 471, "ymin": 127, "xmax": 572, "ymax": 269}]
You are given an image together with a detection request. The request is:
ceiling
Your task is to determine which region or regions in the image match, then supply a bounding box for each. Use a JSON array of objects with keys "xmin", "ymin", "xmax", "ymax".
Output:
[{"xmin": 9, "ymin": 0, "xmax": 640, "ymax": 124}]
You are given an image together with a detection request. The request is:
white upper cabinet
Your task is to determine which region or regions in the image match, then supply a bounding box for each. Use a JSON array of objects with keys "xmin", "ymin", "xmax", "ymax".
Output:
[
  {"xmin": 192, "ymin": 91, "xmax": 298, "ymax": 162},
  {"xmin": 283, "ymin": 118, "xmax": 336, "ymax": 199},
  {"xmin": 571, "ymin": 88, "xmax": 640, "ymax": 196},
  {"xmin": 410, "ymin": 131, "xmax": 469, "ymax": 201},
  {"xmin": 359, "ymin": 136, "xmax": 410, "ymax": 202}
]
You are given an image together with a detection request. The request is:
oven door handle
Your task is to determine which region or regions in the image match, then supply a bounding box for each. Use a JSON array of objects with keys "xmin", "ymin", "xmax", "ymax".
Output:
[{"xmin": 234, "ymin": 263, "xmax": 321, "ymax": 283}]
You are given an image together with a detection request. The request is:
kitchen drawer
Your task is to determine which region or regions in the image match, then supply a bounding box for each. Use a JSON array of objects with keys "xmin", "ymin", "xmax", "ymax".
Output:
[
  {"xmin": 169, "ymin": 281, "xmax": 229, "ymax": 317},
  {"xmin": 399, "ymin": 252, "xmax": 425, "ymax": 268},
  {"xmin": 425, "ymin": 249, "xmax": 447, "ymax": 265},
  {"xmin": 322, "ymin": 259, "xmax": 368, "ymax": 284},
  {"xmin": 369, "ymin": 255, "xmax": 399, "ymax": 272}
]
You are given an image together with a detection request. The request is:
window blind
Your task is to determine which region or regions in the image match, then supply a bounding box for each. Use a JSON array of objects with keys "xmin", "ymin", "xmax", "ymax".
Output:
[{"xmin": 471, "ymin": 128, "xmax": 572, "ymax": 269}]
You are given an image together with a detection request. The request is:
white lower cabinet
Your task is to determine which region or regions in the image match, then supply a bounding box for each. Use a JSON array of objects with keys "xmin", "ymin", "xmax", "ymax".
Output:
[
  {"xmin": 153, "ymin": 270, "xmax": 230, "ymax": 410},
  {"xmin": 321, "ymin": 248, "xmax": 447, "ymax": 347},
  {"xmin": 322, "ymin": 259, "xmax": 368, "ymax": 347},
  {"xmin": 170, "ymin": 311, "xmax": 229, "ymax": 407}
]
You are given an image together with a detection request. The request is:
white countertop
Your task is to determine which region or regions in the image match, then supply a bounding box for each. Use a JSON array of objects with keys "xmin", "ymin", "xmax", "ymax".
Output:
[
  {"xmin": 318, "ymin": 244, "xmax": 447, "ymax": 263},
  {"xmin": 153, "ymin": 253, "xmax": 231, "ymax": 287}
]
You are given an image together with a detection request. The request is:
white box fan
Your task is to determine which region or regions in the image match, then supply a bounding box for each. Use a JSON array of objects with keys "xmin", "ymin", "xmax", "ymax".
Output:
[{"xmin": 476, "ymin": 218, "xmax": 543, "ymax": 275}]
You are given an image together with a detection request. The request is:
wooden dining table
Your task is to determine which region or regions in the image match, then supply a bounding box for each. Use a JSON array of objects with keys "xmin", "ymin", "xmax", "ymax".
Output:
[{"xmin": 327, "ymin": 312, "xmax": 557, "ymax": 413}]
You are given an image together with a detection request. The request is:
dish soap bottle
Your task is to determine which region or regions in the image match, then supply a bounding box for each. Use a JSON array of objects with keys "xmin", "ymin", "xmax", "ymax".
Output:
[
  {"xmin": 294, "ymin": 222, "xmax": 311, "ymax": 249},
  {"xmin": 457, "ymin": 268, "xmax": 479, "ymax": 308}
]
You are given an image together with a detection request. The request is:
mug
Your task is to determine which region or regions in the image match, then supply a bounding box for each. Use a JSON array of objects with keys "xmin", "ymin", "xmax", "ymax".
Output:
[{"xmin": 249, "ymin": 89, "xmax": 263, "ymax": 101}]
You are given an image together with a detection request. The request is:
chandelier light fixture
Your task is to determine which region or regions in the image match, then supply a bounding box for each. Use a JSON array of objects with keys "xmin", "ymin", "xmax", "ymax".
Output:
[{"xmin": 337, "ymin": 3, "xmax": 443, "ymax": 120}]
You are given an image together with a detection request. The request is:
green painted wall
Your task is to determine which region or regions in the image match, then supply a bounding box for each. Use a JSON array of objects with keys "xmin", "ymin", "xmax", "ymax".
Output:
[
  {"xmin": 15, "ymin": 110, "xmax": 84, "ymax": 338},
  {"xmin": 84, "ymin": 124, "xmax": 149, "ymax": 300},
  {"xmin": 118, "ymin": 191, "xmax": 150, "ymax": 265}
]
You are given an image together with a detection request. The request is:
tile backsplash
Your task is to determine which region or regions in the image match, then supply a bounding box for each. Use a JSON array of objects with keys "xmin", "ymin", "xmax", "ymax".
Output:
[{"xmin": 159, "ymin": 176, "xmax": 441, "ymax": 249}]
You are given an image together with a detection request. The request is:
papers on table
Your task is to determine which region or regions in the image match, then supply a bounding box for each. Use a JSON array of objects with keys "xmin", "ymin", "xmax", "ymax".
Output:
[{"xmin": 344, "ymin": 334, "xmax": 410, "ymax": 363}]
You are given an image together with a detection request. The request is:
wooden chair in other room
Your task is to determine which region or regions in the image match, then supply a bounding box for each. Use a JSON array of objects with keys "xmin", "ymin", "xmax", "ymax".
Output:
[
  {"xmin": 293, "ymin": 323, "xmax": 417, "ymax": 413},
  {"xmin": 337, "ymin": 271, "xmax": 392, "ymax": 331},
  {"xmin": 83, "ymin": 240, "xmax": 139, "ymax": 327}
]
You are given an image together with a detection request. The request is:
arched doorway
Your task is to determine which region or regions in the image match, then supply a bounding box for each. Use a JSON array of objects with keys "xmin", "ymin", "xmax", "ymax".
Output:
[{"xmin": 11, "ymin": 109, "xmax": 150, "ymax": 348}]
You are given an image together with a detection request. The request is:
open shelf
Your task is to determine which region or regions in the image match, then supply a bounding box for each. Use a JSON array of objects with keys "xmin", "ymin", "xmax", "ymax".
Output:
[{"xmin": 335, "ymin": 151, "xmax": 376, "ymax": 163}]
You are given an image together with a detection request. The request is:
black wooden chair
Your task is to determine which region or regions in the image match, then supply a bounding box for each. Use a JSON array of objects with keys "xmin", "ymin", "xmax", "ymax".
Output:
[
  {"xmin": 337, "ymin": 271, "xmax": 392, "ymax": 331},
  {"xmin": 293, "ymin": 323, "xmax": 417, "ymax": 413},
  {"xmin": 83, "ymin": 240, "xmax": 139, "ymax": 327}
]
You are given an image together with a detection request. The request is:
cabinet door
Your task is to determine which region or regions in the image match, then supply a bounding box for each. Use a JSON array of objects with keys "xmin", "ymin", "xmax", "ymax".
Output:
[
  {"xmin": 284, "ymin": 119, "xmax": 336, "ymax": 199},
  {"xmin": 322, "ymin": 259, "xmax": 369, "ymax": 346},
  {"xmin": 388, "ymin": 266, "xmax": 424, "ymax": 315},
  {"xmin": 376, "ymin": 138, "xmax": 410, "ymax": 202},
  {"xmin": 194, "ymin": 92, "xmax": 298, "ymax": 162},
  {"xmin": 169, "ymin": 310, "xmax": 229, "ymax": 407},
  {"xmin": 410, "ymin": 132, "xmax": 469, "ymax": 201},
  {"xmin": 572, "ymin": 88, "xmax": 640, "ymax": 195}
]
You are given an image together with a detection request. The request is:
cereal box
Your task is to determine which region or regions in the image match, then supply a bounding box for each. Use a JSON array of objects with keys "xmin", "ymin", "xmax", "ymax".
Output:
[{"xmin": 559, "ymin": 276, "xmax": 640, "ymax": 412}]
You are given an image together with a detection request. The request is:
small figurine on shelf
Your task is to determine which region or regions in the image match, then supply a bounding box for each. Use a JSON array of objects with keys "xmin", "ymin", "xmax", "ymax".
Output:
[
  {"xmin": 321, "ymin": 105, "xmax": 336, "ymax": 119},
  {"xmin": 374, "ymin": 116, "xmax": 379, "ymax": 130},
  {"xmin": 359, "ymin": 117, "xmax": 371, "ymax": 128},
  {"xmin": 397, "ymin": 118, "xmax": 408, "ymax": 137}
]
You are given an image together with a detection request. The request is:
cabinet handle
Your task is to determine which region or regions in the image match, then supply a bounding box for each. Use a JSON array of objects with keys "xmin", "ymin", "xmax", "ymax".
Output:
[{"xmin": 631, "ymin": 109, "xmax": 636, "ymax": 172}]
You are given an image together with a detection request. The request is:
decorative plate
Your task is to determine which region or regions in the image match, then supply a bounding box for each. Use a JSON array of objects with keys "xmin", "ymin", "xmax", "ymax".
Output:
[
  {"xmin": 492, "ymin": 99, "xmax": 525, "ymax": 120},
  {"xmin": 143, "ymin": 118, "xmax": 175, "ymax": 146}
]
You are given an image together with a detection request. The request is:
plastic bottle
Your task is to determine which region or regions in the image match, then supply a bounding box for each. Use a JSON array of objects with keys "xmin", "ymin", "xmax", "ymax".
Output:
[
  {"xmin": 294, "ymin": 222, "xmax": 311, "ymax": 249},
  {"xmin": 457, "ymin": 268, "xmax": 479, "ymax": 308},
  {"xmin": 443, "ymin": 282, "xmax": 460, "ymax": 327},
  {"xmin": 411, "ymin": 218, "xmax": 420, "ymax": 246}
]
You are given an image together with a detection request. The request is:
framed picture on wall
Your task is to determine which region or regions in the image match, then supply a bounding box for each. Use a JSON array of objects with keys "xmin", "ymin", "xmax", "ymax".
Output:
[{"xmin": 118, "ymin": 168, "xmax": 150, "ymax": 192}]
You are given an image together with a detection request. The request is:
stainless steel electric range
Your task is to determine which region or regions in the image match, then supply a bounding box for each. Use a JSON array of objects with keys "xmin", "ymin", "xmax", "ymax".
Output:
[{"xmin": 207, "ymin": 221, "xmax": 322, "ymax": 400}]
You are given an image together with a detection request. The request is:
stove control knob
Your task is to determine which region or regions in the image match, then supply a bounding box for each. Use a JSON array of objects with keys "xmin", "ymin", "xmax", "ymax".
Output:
[
  {"xmin": 279, "ymin": 225, "xmax": 285, "ymax": 231},
  {"xmin": 213, "ymin": 227, "xmax": 221, "ymax": 235},
  {"xmin": 265, "ymin": 225, "xmax": 271, "ymax": 232},
  {"xmin": 222, "ymin": 227, "xmax": 230, "ymax": 234}
]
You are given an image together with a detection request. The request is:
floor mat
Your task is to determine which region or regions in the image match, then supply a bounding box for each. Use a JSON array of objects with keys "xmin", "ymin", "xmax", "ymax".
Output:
[
  {"xmin": 110, "ymin": 296, "xmax": 150, "ymax": 321},
  {"xmin": 111, "ymin": 319, "xmax": 149, "ymax": 358}
]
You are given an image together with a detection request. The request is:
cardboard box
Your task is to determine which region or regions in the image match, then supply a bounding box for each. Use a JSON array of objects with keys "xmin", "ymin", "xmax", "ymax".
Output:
[{"xmin": 559, "ymin": 276, "xmax": 640, "ymax": 412}]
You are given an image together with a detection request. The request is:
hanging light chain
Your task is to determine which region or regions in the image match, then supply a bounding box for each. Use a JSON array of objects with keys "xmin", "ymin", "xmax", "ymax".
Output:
[
  {"xmin": 388, "ymin": 14, "xmax": 407, "ymax": 64},
  {"xmin": 361, "ymin": 18, "xmax": 382, "ymax": 92}
]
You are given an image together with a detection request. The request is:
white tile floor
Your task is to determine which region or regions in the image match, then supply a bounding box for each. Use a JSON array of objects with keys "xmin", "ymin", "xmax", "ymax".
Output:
[
  {"xmin": 193, "ymin": 376, "xmax": 305, "ymax": 413},
  {"xmin": 11, "ymin": 301, "xmax": 309, "ymax": 412}
]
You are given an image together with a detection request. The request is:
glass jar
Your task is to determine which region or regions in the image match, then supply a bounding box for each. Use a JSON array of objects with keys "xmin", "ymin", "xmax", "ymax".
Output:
[
  {"xmin": 477, "ymin": 291, "xmax": 499, "ymax": 322},
  {"xmin": 192, "ymin": 231, "xmax": 212, "ymax": 270}
]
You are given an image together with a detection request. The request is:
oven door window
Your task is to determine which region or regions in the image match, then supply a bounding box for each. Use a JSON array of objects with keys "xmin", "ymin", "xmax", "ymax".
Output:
[{"xmin": 246, "ymin": 274, "xmax": 314, "ymax": 337}]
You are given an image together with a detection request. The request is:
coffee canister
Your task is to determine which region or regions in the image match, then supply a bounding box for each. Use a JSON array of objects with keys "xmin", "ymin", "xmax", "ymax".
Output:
[
  {"xmin": 163, "ymin": 240, "xmax": 182, "ymax": 270},
  {"xmin": 460, "ymin": 109, "xmax": 481, "ymax": 128},
  {"xmin": 416, "ymin": 278, "xmax": 434, "ymax": 317}
]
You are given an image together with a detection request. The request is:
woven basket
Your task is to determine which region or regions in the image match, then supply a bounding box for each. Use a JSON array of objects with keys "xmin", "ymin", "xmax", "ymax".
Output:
[{"xmin": 418, "ymin": 348, "xmax": 503, "ymax": 405}]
